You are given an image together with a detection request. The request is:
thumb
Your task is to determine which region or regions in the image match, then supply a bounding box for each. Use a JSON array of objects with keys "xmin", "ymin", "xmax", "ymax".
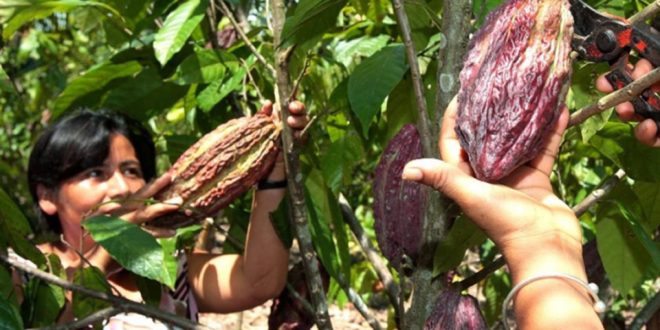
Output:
[{"xmin": 402, "ymin": 158, "xmax": 492, "ymax": 213}]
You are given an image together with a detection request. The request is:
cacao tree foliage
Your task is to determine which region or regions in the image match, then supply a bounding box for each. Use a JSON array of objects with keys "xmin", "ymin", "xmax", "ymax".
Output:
[{"xmin": 0, "ymin": 0, "xmax": 658, "ymax": 328}]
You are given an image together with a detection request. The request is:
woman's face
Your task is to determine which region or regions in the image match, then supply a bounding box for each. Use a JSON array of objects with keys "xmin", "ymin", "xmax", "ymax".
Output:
[{"xmin": 42, "ymin": 134, "xmax": 146, "ymax": 247}]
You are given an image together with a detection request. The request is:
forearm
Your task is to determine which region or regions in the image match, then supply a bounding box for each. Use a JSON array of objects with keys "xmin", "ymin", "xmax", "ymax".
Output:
[{"xmin": 503, "ymin": 235, "xmax": 603, "ymax": 329}]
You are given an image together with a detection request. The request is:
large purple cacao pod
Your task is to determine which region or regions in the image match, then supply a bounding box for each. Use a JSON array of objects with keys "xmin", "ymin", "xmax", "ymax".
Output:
[
  {"xmin": 424, "ymin": 288, "xmax": 488, "ymax": 330},
  {"xmin": 373, "ymin": 124, "xmax": 424, "ymax": 268},
  {"xmin": 150, "ymin": 114, "xmax": 281, "ymax": 228},
  {"xmin": 455, "ymin": 0, "xmax": 574, "ymax": 182}
]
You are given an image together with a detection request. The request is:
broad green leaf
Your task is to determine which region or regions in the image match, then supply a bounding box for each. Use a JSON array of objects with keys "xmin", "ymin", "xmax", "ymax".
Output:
[
  {"xmin": 280, "ymin": 0, "xmax": 347, "ymax": 47},
  {"xmin": 135, "ymin": 276, "xmax": 162, "ymax": 307},
  {"xmin": 0, "ymin": 0, "xmax": 122, "ymax": 39},
  {"xmin": 348, "ymin": 44, "xmax": 408, "ymax": 136},
  {"xmin": 102, "ymin": 68, "xmax": 188, "ymax": 120},
  {"xmin": 482, "ymin": 270, "xmax": 511, "ymax": 324},
  {"xmin": 169, "ymin": 49, "xmax": 234, "ymax": 84},
  {"xmin": 153, "ymin": 0, "xmax": 207, "ymax": 66},
  {"xmin": 53, "ymin": 61, "xmax": 143, "ymax": 118},
  {"xmin": 82, "ymin": 216, "xmax": 176, "ymax": 288},
  {"xmin": 472, "ymin": 0, "xmax": 505, "ymax": 27},
  {"xmin": 319, "ymin": 130, "xmax": 365, "ymax": 193},
  {"xmin": 334, "ymin": 35, "xmax": 390, "ymax": 69},
  {"xmin": 271, "ymin": 195, "xmax": 293, "ymax": 249},
  {"xmin": 0, "ymin": 186, "xmax": 45, "ymax": 266},
  {"xmin": 632, "ymin": 181, "xmax": 660, "ymax": 233},
  {"xmin": 304, "ymin": 169, "xmax": 341, "ymax": 279},
  {"xmin": 596, "ymin": 192, "xmax": 656, "ymax": 294},
  {"xmin": 568, "ymin": 62, "xmax": 612, "ymax": 142},
  {"xmin": 0, "ymin": 294, "xmax": 23, "ymax": 330},
  {"xmin": 164, "ymin": 134, "xmax": 199, "ymax": 163},
  {"xmin": 433, "ymin": 216, "xmax": 486, "ymax": 275},
  {"xmin": 72, "ymin": 267, "xmax": 112, "ymax": 323},
  {"xmin": 385, "ymin": 75, "xmax": 419, "ymax": 140},
  {"xmin": 158, "ymin": 236, "xmax": 178, "ymax": 289},
  {"xmin": 590, "ymin": 122, "xmax": 660, "ymax": 182}
]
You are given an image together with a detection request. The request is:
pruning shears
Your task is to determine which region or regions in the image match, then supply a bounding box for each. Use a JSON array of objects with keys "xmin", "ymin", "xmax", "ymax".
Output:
[{"xmin": 570, "ymin": 0, "xmax": 660, "ymax": 127}]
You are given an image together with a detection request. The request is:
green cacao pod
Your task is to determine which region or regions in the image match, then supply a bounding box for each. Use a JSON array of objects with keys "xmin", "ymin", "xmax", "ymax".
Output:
[
  {"xmin": 455, "ymin": 0, "xmax": 574, "ymax": 182},
  {"xmin": 424, "ymin": 288, "xmax": 487, "ymax": 330},
  {"xmin": 150, "ymin": 113, "xmax": 281, "ymax": 228},
  {"xmin": 373, "ymin": 124, "xmax": 424, "ymax": 268}
]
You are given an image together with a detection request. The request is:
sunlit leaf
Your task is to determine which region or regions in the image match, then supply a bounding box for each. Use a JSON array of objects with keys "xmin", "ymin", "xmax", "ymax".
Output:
[
  {"xmin": 82, "ymin": 215, "xmax": 176, "ymax": 288},
  {"xmin": 153, "ymin": 0, "xmax": 207, "ymax": 66},
  {"xmin": 169, "ymin": 49, "xmax": 234, "ymax": 85},
  {"xmin": 433, "ymin": 216, "xmax": 486, "ymax": 275}
]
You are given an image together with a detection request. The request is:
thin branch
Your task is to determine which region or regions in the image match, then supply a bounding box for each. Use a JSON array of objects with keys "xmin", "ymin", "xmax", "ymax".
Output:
[
  {"xmin": 242, "ymin": 58, "xmax": 265, "ymax": 100},
  {"xmin": 338, "ymin": 194, "xmax": 401, "ymax": 317},
  {"xmin": 459, "ymin": 257, "xmax": 506, "ymax": 290},
  {"xmin": 207, "ymin": 0, "xmax": 220, "ymax": 49},
  {"xmin": 391, "ymin": 0, "xmax": 433, "ymax": 158},
  {"xmin": 43, "ymin": 307, "xmax": 123, "ymax": 330},
  {"xmin": 216, "ymin": 0, "xmax": 276, "ymax": 75},
  {"xmin": 335, "ymin": 273, "xmax": 383, "ymax": 330},
  {"xmin": 629, "ymin": 0, "xmax": 660, "ymax": 24},
  {"xmin": 288, "ymin": 52, "xmax": 312, "ymax": 102},
  {"xmin": 572, "ymin": 169, "xmax": 627, "ymax": 217},
  {"xmin": 630, "ymin": 289, "xmax": 660, "ymax": 330},
  {"xmin": 286, "ymin": 282, "xmax": 316, "ymax": 315},
  {"xmin": 569, "ymin": 67, "xmax": 660, "ymax": 127},
  {"xmin": 0, "ymin": 252, "xmax": 209, "ymax": 330},
  {"xmin": 270, "ymin": 0, "xmax": 332, "ymax": 328}
]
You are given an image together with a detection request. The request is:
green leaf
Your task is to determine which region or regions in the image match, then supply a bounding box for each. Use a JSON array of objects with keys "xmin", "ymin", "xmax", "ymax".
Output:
[
  {"xmin": 433, "ymin": 216, "xmax": 486, "ymax": 275},
  {"xmin": 0, "ymin": 294, "xmax": 23, "ymax": 330},
  {"xmin": 197, "ymin": 56, "xmax": 256, "ymax": 112},
  {"xmin": 169, "ymin": 49, "xmax": 233, "ymax": 85},
  {"xmin": 0, "ymin": 265, "xmax": 18, "ymax": 308},
  {"xmin": 0, "ymin": 65, "xmax": 13, "ymax": 93},
  {"xmin": 0, "ymin": 0, "xmax": 123, "ymax": 40},
  {"xmin": 590, "ymin": 122, "xmax": 660, "ymax": 182},
  {"xmin": 334, "ymin": 35, "xmax": 390, "ymax": 69},
  {"xmin": 280, "ymin": 0, "xmax": 347, "ymax": 47},
  {"xmin": 632, "ymin": 181, "xmax": 660, "ymax": 233},
  {"xmin": 271, "ymin": 195, "xmax": 293, "ymax": 249},
  {"xmin": 348, "ymin": 44, "xmax": 408, "ymax": 136},
  {"xmin": 82, "ymin": 215, "xmax": 176, "ymax": 288},
  {"xmin": 304, "ymin": 169, "xmax": 342, "ymax": 279},
  {"xmin": 135, "ymin": 276, "xmax": 162, "ymax": 307},
  {"xmin": 72, "ymin": 267, "xmax": 112, "ymax": 323},
  {"xmin": 596, "ymin": 192, "xmax": 657, "ymax": 294},
  {"xmin": 53, "ymin": 61, "xmax": 143, "ymax": 118},
  {"xmin": 0, "ymin": 186, "xmax": 45, "ymax": 266},
  {"xmin": 153, "ymin": 0, "xmax": 207, "ymax": 66},
  {"xmin": 21, "ymin": 276, "xmax": 65, "ymax": 327},
  {"xmin": 319, "ymin": 130, "xmax": 365, "ymax": 193},
  {"xmin": 482, "ymin": 270, "xmax": 511, "ymax": 324},
  {"xmin": 164, "ymin": 134, "xmax": 199, "ymax": 163}
]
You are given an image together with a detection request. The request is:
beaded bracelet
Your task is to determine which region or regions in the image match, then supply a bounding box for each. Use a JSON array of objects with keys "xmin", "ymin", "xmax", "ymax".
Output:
[{"xmin": 501, "ymin": 272, "xmax": 606, "ymax": 330}]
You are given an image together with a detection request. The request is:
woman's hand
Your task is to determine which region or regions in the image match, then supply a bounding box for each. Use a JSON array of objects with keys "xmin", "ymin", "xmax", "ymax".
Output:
[{"xmin": 596, "ymin": 58, "xmax": 660, "ymax": 147}]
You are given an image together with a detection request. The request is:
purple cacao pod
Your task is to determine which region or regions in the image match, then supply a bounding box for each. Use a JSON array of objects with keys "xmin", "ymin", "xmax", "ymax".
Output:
[
  {"xmin": 424, "ymin": 288, "xmax": 488, "ymax": 330},
  {"xmin": 373, "ymin": 124, "xmax": 424, "ymax": 268},
  {"xmin": 455, "ymin": 0, "xmax": 574, "ymax": 182}
]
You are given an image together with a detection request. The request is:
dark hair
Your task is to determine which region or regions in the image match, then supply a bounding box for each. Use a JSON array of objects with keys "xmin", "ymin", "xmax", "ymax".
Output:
[{"xmin": 27, "ymin": 109, "xmax": 156, "ymax": 233}]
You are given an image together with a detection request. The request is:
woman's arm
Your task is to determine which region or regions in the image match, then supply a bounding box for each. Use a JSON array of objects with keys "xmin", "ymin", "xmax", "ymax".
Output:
[
  {"xmin": 402, "ymin": 98, "xmax": 603, "ymax": 329},
  {"xmin": 188, "ymin": 101, "xmax": 307, "ymax": 313}
]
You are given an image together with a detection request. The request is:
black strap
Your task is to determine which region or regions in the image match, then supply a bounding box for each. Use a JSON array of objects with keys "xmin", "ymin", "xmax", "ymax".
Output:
[{"xmin": 257, "ymin": 179, "xmax": 287, "ymax": 190}]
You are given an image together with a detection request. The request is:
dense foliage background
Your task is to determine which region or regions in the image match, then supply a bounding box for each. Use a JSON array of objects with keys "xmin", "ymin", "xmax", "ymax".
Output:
[{"xmin": 0, "ymin": 0, "xmax": 658, "ymax": 328}]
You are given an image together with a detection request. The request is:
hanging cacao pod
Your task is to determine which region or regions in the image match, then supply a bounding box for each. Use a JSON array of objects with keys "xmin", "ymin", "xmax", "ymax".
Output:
[
  {"xmin": 149, "ymin": 113, "xmax": 281, "ymax": 228},
  {"xmin": 455, "ymin": 0, "xmax": 574, "ymax": 182},
  {"xmin": 424, "ymin": 287, "xmax": 488, "ymax": 330},
  {"xmin": 373, "ymin": 124, "xmax": 424, "ymax": 268}
]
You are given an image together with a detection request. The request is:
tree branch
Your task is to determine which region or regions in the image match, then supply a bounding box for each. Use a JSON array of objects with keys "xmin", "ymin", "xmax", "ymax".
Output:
[
  {"xmin": 569, "ymin": 67, "xmax": 660, "ymax": 127},
  {"xmin": 336, "ymin": 272, "xmax": 383, "ymax": 330},
  {"xmin": 216, "ymin": 0, "xmax": 276, "ymax": 76},
  {"xmin": 270, "ymin": 0, "xmax": 332, "ymax": 328},
  {"xmin": 338, "ymin": 194, "xmax": 401, "ymax": 318},
  {"xmin": 0, "ymin": 252, "xmax": 209, "ymax": 330},
  {"xmin": 630, "ymin": 289, "xmax": 660, "ymax": 330},
  {"xmin": 43, "ymin": 307, "xmax": 123, "ymax": 330},
  {"xmin": 629, "ymin": 0, "xmax": 660, "ymax": 24}
]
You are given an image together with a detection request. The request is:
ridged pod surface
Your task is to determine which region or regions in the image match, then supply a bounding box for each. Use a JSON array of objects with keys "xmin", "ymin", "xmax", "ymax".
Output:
[
  {"xmin": 424, "ymin": 288, "xmax": 487, "ymax": 330},
  {"xmin": 455, "ymin": 0, "xmax": 574, "ymax": 182},
  {"xmin": 373, "ymin": 124, "xmax": 423, "ymax": 268},
  {"xmin": 150, "ymin": 114, "xmax": 281, "ymax": 228}
]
